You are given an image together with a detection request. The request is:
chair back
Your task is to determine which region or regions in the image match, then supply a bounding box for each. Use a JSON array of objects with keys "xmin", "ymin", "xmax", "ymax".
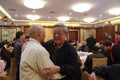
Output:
[
  {"xmin": 8, "ymin": 58, "xmax": 16, "ymax": 80},
  {"xmin": 92, "ymin": 58, "xmax": 107, "ymax": 68},
  {"xmin": 0, "ymin": 76, "xmax": 11, "ymax": 80}
]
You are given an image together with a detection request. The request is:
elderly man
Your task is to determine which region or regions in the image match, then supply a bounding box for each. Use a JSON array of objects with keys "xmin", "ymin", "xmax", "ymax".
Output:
[
  {"xmin": 20, "ymin": 25, "xmax": 64, "ymax": 80},
  {"xmin": 78, "ymin": 40, "xmax": 89, "ymax": 52},
  {"xmin": 43, "ymin": 23, "xmax": 82, "ymax": 80}
]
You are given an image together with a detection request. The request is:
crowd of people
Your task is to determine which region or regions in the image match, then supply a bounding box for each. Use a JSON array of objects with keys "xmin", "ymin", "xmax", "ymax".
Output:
[{"xmin": 0, "ymin": 23, "xmax": 120, "ymax": 80}]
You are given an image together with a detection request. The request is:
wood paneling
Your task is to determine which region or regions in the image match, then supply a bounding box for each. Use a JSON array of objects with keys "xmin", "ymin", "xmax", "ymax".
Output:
[
  {"xmin": 68, "ymin": 27, "xmax": 80, "ymax": 42},
  {"xmin": 96, "ymin": 25, "xmax": 115, "ymax": 42}
]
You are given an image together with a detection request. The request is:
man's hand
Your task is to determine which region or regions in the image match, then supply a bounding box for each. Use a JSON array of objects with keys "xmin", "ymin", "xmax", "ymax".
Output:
[
  {"xmin": 90, "ymin": 72, "xmax": 96, "ymax": 80},
  {"xmin": 44, "ymin": 65, "xmax": 60, "ymax": 77}
]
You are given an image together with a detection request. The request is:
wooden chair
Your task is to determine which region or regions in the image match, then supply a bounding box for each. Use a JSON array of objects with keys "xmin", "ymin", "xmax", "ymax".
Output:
[
  {"xmin": 8, "ymin": 58, "xmax": 16, "ymax": 80},
  {"xmin": 0, "ymin": 76, "xmax": 11, "ymax": 80},
  {"xmin": 92, "ymin": 58, "xmax": 108, "ymax": 80},
  {"xmin": 92, "ymin": 58, "xmax": 107, "ymax": 68}
]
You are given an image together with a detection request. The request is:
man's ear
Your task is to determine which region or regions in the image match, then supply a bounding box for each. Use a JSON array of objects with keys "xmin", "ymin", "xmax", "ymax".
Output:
[{"xmin": 37, "ymin": 31, "xmax": 41, "ymax": 37}]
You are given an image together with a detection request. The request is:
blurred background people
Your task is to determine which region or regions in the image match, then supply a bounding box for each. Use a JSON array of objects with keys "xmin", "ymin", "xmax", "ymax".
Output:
[
  {"xmin": 111, "ymin": 32, "xmax": 120, "ymax": 64},
  {"xmin": 86, "ymin": 35, "xmax": 96, "ymax": 52},
  {"xmin": 103, "ymin": 41, "xmax": 113, "ymax": 65},
  {"xmin": 78, "ymin": 40, "xmax": 89, "ymax": 52},
  {"xmin": 14, "ymin": 31, "xmax": 25, "ymax": 80}
]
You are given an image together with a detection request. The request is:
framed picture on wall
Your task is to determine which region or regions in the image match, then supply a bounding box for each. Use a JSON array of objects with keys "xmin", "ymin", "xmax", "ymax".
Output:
[
  {"xmin": 2, "ymin": 27, "xmax": 16, "ymax": 41},
  {"xmin": 69, "ymin": 30, "xmax": 79, "ymax": 42}
]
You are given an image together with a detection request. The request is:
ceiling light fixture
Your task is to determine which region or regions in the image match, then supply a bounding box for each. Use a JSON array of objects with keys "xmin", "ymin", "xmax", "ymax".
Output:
[
  {"xmin": 108, "ymin": 8, "xmax": 120, "ymax": 15},
  {"xmin": 26, "ymin": 15, "xmax": 40, "ymax": 20},
  {"xmin": 48, "ymin": 16, "xmax": 51, "ymax": 19},
  {"xmin": 83, "ymin": 17, "xmax": 95, "ymax": 23},
  {"xmin": 32, "ymin": 10, "xmax": 36, "ymax": 13},
  {"xmin": 72, "ymin": 3, "xmax": 92, "ymax": 13},
  {"xmin": 15, "ymin": 14, "xmax": 18, "ymax": 17},
  {"xmin": 24, "ymin": 0, "xmax": 45, "ymax": 9},
  {"xmin": 57, "ymin": 16, "xmax": 70, "ymax": 22}
]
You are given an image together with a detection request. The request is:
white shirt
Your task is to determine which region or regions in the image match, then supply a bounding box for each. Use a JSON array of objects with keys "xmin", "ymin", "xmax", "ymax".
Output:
[{"xmin": 20, "ymin": 38, "xmax": 63, "ymax": 80}]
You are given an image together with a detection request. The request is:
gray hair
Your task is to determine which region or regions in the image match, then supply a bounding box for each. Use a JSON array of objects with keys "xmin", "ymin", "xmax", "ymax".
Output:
[
  {"xmin": 29, "ymin": 25, "xmax": 43, "ymax": 36},
  {"xmin": 53, "ymin": 23, "xmax": 69, "ymax": 33}
]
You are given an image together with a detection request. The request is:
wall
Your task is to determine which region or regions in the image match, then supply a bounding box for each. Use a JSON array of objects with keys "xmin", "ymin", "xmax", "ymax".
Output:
[
  {"xmin": 44, "ymin": 27, "xmax": 53, "ymax": 41},
  {"xmin": 96, "ymin": 25, "xmax": 115, "ymax": 42},
  {"xmin": 80, "ymin": 28, "xmax": 96, "ymax": 41},
  {"xmin": 2, "ymin": 24, "xmax": 119, "ymax": 43}
]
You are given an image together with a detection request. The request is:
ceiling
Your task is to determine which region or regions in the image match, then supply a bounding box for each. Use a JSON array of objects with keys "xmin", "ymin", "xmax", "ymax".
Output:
[{"xmin": 0, "ymin": 0, "xmax": 120, "ymax": 26}]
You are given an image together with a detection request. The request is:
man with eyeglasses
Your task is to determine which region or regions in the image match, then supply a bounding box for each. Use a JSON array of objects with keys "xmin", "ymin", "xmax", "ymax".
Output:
[{"xmin": 43, "ymin": 23, "xmax": 82, "ymax": 80}]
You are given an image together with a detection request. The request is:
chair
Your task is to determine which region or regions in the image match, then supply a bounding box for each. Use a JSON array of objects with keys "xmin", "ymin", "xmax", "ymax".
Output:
[
  {"xmin": 91, "ymin": 58, "xmax": 107, "ymax": 80},
  {"xmin": 8, "ymin": 58, "xmax": 16, "ymax": 80},
  {"xmin": 83, "ymin": 71, "xmax": 104, "ymax": 80},
  {"xmin": 0, "ymin": 76, "xmax": 11, "ymax": 80},
  {"xmin": 92, "ymin": 58, "xmax": 107, "ymax": 68}
]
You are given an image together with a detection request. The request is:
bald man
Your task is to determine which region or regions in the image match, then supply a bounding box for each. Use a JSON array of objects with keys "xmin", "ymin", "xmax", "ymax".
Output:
[{"xmin": 20, "ymin": 25, "xmax": 64, "ymax": 80}]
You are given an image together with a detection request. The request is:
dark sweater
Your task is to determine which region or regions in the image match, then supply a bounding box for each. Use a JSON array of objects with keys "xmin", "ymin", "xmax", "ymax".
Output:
[
  {"xmin": 43, "ymin": 40, "xmax": 82, "ymax": 80},
  {"xmin": 93, "ymin": 64, "xmax": 120, "ymax": 80}
]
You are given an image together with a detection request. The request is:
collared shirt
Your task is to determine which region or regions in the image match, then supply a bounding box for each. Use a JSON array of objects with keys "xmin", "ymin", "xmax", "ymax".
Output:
[
  {"xmin": 14, "ymin": 39, "xmax": 24, "ymax": 65},
  {"xmin": 20, "ymin": 38, "xmax": 63, "ymax": 80}
]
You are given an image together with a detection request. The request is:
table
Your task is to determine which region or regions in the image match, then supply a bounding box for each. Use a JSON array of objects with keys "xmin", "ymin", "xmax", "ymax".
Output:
[{"xmin": 77, "ymin": 51, "xmax": 92, "ymax": 69}]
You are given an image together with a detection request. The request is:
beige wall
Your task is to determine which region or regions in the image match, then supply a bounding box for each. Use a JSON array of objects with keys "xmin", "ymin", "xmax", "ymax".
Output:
[
  {"xmin": 80, "ymin": 29, "xmax": 96, "ymax": 42},
  {"xmin": 44, "ymin": 28, "xmax": 53, "ymax": 42},
  {"xmin": 0, "ymin": 27, "xmax": 1, "ymax": 42}
]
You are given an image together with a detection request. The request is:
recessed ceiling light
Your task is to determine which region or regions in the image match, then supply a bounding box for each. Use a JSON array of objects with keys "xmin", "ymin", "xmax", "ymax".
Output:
[
  {"xmin": 83, "ymin": 17, "xmax": 95, "ymax": 23},
  {"xmin": 108, "ymin": 8, "xmax": 120, "ymax": 15},
  {"xmin": 99, "ymin": 14, "xmax": 103, "ymax": 17},
  {"xmin": 48, "ymin": 16, "xmax": 51, "ymax": 19},
  {"xmin": 15, "ymin": 14, "xmax": 18, "ymax": 17},
  {"xmin": 57, "ymin": 16, "xmax": 70, "ymax": 22},
  {"xmin": 69, "ymin": 12, "xmax": 72, "ymax": 15},
  {"xmin": 32, "ymin": 10, "xmax": 36, "ymax": 13},
  {"xmin": 24, "ymin": 0, "xmax": 45, "ymax": 9},
  {"xmin": 75, "ymin": 18, "xmax": 78, "ymax": 21},
  {"xmin": 72, "ymin": 3, "xmax": 92, "ymax": 13},
  {"xmin": 26, "ymin": 15, "xmax": 40, "ymax": 20}
]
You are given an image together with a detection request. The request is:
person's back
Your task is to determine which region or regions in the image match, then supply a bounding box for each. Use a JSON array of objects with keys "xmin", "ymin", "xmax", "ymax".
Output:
[
  {"xmin": 84, "ymin": 46, "xmax": 106, "ymax": 73},
  {"xmin": 20, "ymin": 38, "xmax": 48, "ymax": 80},
  {"xmin": 0, "ymin": 47, "xmax": 11, "ymax": 70},
  {"xmin": 86, "ymin": 35, "xmax": 96, "ymax": 52},
  {"xmin": 112, "ymin": 44, "xmax": 120, "ymax": 64},
  {"xmin": 113, "ymin": 31, "xmax": 120, "ymax": 64}
]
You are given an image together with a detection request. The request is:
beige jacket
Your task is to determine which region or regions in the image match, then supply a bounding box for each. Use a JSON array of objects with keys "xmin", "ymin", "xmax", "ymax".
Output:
[{"xmin": 20, "ymin": 38, "xmax": 63, "ymax": 80}]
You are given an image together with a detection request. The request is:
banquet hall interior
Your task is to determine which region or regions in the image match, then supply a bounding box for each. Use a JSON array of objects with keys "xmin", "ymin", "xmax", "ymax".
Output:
[{"xmin": 0, "ymin": 0, "xmax": 120, "ymax": 80}]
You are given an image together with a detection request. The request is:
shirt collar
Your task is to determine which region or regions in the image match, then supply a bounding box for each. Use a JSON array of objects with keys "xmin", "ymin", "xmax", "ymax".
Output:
[{"xmin": 29, "ymin": 38, "xmax": 41, "ymax": 45}]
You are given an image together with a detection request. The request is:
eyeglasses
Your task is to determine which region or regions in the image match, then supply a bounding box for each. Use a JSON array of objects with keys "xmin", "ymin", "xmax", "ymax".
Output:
[{"xmin": 53, "ymin": 31, "xmax": 64, "ymax": 35}]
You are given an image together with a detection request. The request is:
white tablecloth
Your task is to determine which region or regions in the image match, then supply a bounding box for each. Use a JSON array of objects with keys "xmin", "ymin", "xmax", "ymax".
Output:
[
  {"xmin": 0, "ymin": 60, "xmax": 6, "ymax": 73},
  {"xmin": 77, "ymin": 51, "xmax": 92, "ymax": 69}
]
